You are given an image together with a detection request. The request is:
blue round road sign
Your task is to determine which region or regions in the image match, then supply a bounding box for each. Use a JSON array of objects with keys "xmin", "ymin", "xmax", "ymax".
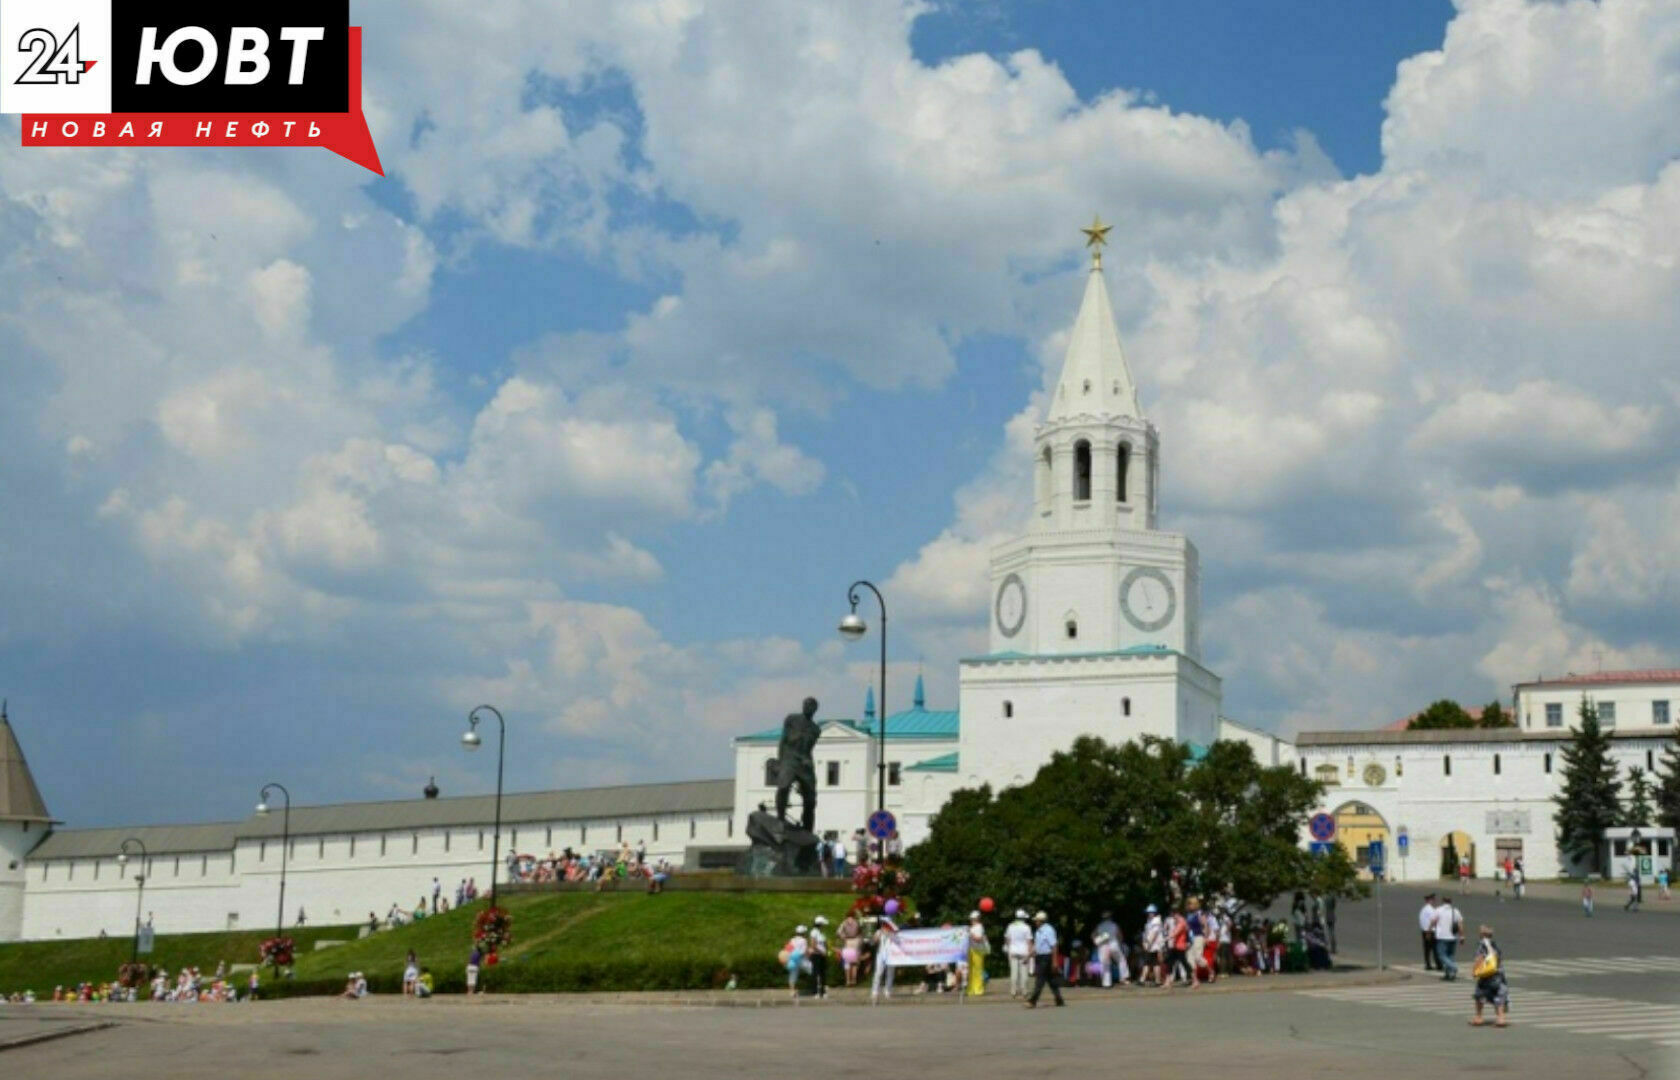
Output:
[
  {"xmin": 867, "ymin": 809, "xmax": 897, "ymax": 840},
  {"xmin": 1308, "ymin": 812, "xmax": 1337, "ymax": 843}
]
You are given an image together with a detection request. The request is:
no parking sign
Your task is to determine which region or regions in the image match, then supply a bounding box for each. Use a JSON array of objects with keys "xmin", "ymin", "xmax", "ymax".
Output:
[{"xmin": 1309, "ymin": 812, "xmax": 1337, "ymax": 843}]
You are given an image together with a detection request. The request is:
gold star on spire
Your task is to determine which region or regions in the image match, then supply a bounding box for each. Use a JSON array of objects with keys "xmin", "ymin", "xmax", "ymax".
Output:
[{"xmin": 1080, "ymin": 214, "xmax": 1112, "ymax": 268}]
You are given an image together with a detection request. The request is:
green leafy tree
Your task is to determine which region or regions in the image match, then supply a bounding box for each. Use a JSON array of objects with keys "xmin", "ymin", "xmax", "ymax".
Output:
[
  {"xmin": 905, "ymin": 736, "xmax": 1365, "ymax": 943},
  {"xmin": 1553, "ymin": 697, "xmax": 1623, "ymax": 874},
  {"xmin": 1656, "ymin": 727, "xmax": 1680, "ymax": 831},
  {"xmin": 1408, "ymin": 699, "xmax": 1474, "ymax": 730},
  {"xmin": 1478, "ymin": 700, "xmax": 1514, "ymax": 728},
  {"xmin": 1623, "ymin": 766, "xmax": 1657, "ymax": 827}
]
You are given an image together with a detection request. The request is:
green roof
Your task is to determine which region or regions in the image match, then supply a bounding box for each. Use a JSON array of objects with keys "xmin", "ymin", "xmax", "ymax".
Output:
[
  {"xmin": 906, "ymin": 751, "xmax": 959, "ymax": 773},
  {"xmin": 961, "ymin": 644, "xmax": 1176, "ymax": 663},
  {"xmin": 735, "ymin": 718, "xmax": 864, "ymax": 744},
  {"xmin": 858, "ymin": 707, "xmax": 960, "ymax": 739}
]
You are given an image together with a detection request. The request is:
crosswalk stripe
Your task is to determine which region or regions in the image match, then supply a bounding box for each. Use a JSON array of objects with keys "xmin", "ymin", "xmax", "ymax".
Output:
[{"xmin": 1299, "ymin": 978, "xmax": 1680, "ymax": 1046}]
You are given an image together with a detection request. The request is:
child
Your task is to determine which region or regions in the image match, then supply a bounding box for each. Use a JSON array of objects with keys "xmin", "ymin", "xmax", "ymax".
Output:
[
  {"xmin": 415, "ymin": 967, "xmax": 434, "ymax": 998},
  {"xmin": 1469, "ymin": 925, "xmax": 1508, "ymax": 1028}
]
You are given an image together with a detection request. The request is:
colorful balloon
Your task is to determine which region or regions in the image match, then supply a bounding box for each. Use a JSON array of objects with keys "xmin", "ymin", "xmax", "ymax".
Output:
[
  {"xmin": 979, "ymin": 897, "xmax": 995, "ymax": 913},
  {"xmin": 883, "ymin": 899, "xmax": 900, "ymax": 916}
]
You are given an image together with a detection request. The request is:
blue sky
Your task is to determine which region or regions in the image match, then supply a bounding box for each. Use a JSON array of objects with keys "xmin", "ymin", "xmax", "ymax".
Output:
[{"xmin": 4, "ymin": 0, "xmax": 1680, "ymax": 827}]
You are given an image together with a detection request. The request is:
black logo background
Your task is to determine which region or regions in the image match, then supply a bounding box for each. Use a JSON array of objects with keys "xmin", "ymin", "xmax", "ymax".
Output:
[{"xmin": 111, "ymin": 0, "xmax": 348, "ymax": 113}]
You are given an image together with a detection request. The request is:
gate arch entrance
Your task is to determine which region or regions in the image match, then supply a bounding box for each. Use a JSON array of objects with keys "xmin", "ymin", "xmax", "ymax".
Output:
[{"xmin": 1331, "ymin": 801, "xmax": 1391, "ymax": 877}]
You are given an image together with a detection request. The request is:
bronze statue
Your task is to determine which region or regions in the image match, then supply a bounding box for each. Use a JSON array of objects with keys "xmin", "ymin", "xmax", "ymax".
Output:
[{"xmin": 772, "ymin": 696, "xmax": 820, "ymax": 832}]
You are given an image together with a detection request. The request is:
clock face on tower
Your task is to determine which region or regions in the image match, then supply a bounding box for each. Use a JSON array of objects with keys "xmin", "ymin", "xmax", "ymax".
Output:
[
  {"xmin": 1120, "ymin": 566, "xmax": 1177, "ymax": 633},
  {"xmin": 995, "ymin": 573, "xmax": 1026, "ymax": 638}
]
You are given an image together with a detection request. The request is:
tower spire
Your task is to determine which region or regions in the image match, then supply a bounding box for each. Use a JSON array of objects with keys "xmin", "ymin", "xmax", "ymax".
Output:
[
  {"xmin": 1047, "ymin": 215, "xmax": 1140, "ymax": 424},
  {"xmin": 0, "ymin": 703, "xmax": 54, "ymax": 825}
]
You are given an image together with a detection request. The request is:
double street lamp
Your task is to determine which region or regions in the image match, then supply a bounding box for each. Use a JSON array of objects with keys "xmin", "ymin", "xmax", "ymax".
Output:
[
  {"xmin": 461, "ymin": 705, "xmax": 506, "ymax": 909},
  {"xmin": 114, "ymin": 837, "xmax": 148, "ymax": 964},
  {"xmin": 254, "ymin": 782, "xmax": 291, "ymax": 945},
  {"xmin": 839, "ymin": 581, "xmax": 888, "ymax": 822}
]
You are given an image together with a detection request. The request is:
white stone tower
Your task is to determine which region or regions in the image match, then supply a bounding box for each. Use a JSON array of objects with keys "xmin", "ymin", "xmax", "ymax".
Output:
[
  {"xmin": 957, "ymin": 219, "xmax": 1221, "ymax": 789},
  {"xmin": 0, "ymin": 702, "xmax": 54, "ymax": 942}
]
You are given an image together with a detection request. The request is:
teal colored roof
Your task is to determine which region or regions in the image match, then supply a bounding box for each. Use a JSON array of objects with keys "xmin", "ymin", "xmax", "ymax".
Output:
[
  {"xmin": 906, "ymin": 751, "xmax": 958, "ymax": 773},
  {"xmin": 735, "ymin": 718, "xmax": 864, "ymax": 744},
  {"xmin": 961, "ymin": 644, "xmax": 1176, "ymax": 663},
  {"xmin": 1187, "ymin": 742, "xmax": 1209, "ymax": 763},
  {"xmin": 858, "ymin": 707, "xmax": 960, "ymax": 740}
]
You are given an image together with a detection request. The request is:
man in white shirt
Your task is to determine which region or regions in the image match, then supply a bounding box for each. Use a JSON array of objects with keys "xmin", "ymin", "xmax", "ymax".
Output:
[
  {"xmin": 1142, "ymin": 906, "xmax": 1165, "ymax": 986},
  {"xmin": 808, "ymin": 916, "xmax": 830, "ymax": 999},
  {"xmin": 1004, "ymin": 909, "xmax": 1033, "ymax": 998},
  {"xmin": 1418, "ymin": 893, "xmax": 1438, "ymax": 971},
  {"xmin": 1432, "ymin": 895, "xmax": 1463, "ymax": 980}
]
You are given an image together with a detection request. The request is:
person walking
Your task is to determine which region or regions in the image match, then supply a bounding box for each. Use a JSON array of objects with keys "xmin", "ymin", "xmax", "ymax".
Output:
[
  {"xmin": 1164, "ymin": 907, "xmax": 1194, "ymax": 989},
  {"xmin": 1141, "ymin": 905, "xmax": 1164, "ymax": 986},
  {"xmin": 1659, "ymin": 867, "xmax": 1671, "ymax": 901},
  {"xmin": 809, "ymin": 916, "xmax": 830, "ymax": 999},
  {"xmin": 1004, "ymin": 909, "xmax": 1033, "ymax": 998},
  {"xmin": 1582, "ymin": 882, "xmax": 1594, "ymax": 917},
  {"xmin": 1418, "ymin": 893, "xmax": 1439, "ymax": 970},
  {"xmin": 1468, "ymin": 924, "xmax": 1509, "ymax": 1028},
  {"xmin": 1094, "ymin": 910, "xmax": 1122, "ymax": 986},
  {"xmin": 1511, "ymin": 860, "xmax": 1525, "ymax": 901},
  {"xmin": 1026, "ymin": 911, "xmax": 1064, "ymax": 1008},
  {"xmin": 1625, "ymin": 868, "xmax": 1642, "ymax": 912},
  {"xmin": 870, "ymin": 917, "xmax": 898, "ymax": 1004},
  {"xmin": 1433, "ymin": 895, "xmax": 1463, "ymax": 980},
  {"xmin": 966, "ymin": 911, "xmax": 989, "ymax": 997}
]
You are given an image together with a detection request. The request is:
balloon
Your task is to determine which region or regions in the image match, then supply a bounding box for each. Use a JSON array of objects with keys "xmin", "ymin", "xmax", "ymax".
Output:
[
  {"xmin": 884, "ymin": 899, "xmax": 900, "ymax": 916},
  {"xmin": 979, "ymin": 897, "xmax": 995, "ymax": 913},
  {"xmin": 1085, "ymin": 961, "xmax": 1103, "ymax": 977},
  {"xmin": 841, "ymin": 948, "xmax": 859, "ymax": 965}
]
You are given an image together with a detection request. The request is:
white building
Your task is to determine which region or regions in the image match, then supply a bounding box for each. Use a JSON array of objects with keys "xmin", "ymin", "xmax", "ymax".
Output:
[{"xmin": 4, "ymin": 225, "xmax": 1677, "ymax": 941}]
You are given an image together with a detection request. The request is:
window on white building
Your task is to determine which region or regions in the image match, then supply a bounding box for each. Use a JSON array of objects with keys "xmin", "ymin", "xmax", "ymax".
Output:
[
  {"xmin": 1122, "ymin": 697, "xmax": 1131, "ymax": 717},
  {"xmin": 1395, "ymin": 755, "xmax": 1404, "ymax": 777},
  {"xmin": 318, "ymin": 839, "xmax": 325, "ymax": 858},
  {"xmin": 1599, "ymin": 701, "xmax": 1616, "ymax": 727},
  {"xmin": 888, "ymin": 762, "xmax": 902, "ymax": 786},
  {"xmin": 259, "ymin": 841, "xmax": 266, "ymax": 862},
  {"xmin": 1003, "ymin": 700, "xmax": 1013, "ymax": 718},
  {"xmin": 1655, "ymin": 701, "xmax": 1671, "ymax": 725},
  {"xmin": 1546, "ymin": 703, "xmax": 1563, "ymax": 727},
  {"xmin": 763, "ymin": 760, "xmax": 777, "ymax": 787},
  {"xmin": 1544, "ymin": 752, "xmax": 1552, "ymax": 773},
  {"xmin": 1493, "ymin": 754, "xmax": 1501, "ymax": 775},
  {"xmin": 349, "ymin": 836, "xmax": 356, "ymax": 858},
  {"xmin": 1648, "ymin": 750, "xmax": 1655, "ymax": 771},
  {"xmin": 1117, "ymin": 444, "xmax": 1130, "ymax": 504},
  {"xmin": 827, "ymin": 761, "xmax": 841, "ymax": 786},
  {"xmin": 1065, "ymin": 618, "xmax": 1078, "ymax": 640},
  {"xmin": 444, "ymin": 832, "xmax": 451, "ymax": 853},
  {"xmin": 412, "ymin": 834, "xmax": 420, "ymax": 854},
  {"xmin": 1073, "ymin": 440, "xmax": 1092, "ymax": 501},
  {"xmin": 1299, "ymin": 759, "xmax": 1307, "ymax": 776},
  {"xmin": 653, "ymin": 821, "xmax": 660, "ymax": 842},
  {"xmin": 690, "ymin": 819, "xmax": 697, "ymax": 840},
  {"xmin": 1443, "ymin": 755, "xmax": 1452, "ymax": 776},
  {"xmin": 1314, "ymin": 764, "xmax": 1340, "ymax": 787},
  {"xmin": 201, "ymin": 855, "xmax": 208, "ymax": 877},
  {"xmin": 617, "ymin": 823, "xmax": 624, "ymax": 842}
]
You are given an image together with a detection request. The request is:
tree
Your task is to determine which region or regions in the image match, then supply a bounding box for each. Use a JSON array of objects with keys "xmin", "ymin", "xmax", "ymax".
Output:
[
  {"xmin": 1408, "ymin": 699, "xmax": 1474, "ymax": 730},
  {"xmin": 904, "ymin": 736, "xmax": 1365, "ymax": 943},
  {"xmin": 1478, "ymin": 700, "xmax": 1514, "ymax": 728},
  {"xmin": 1657, "ymin": 727, "xmax": 1680, "ymax": 831},
  {"xmin": 1623, "ymin": 766, "xmax": 1657, "ymax": 827},
  {"xmin": 1553, "ymin": 696, "xmax": 1623, "ymax": 875}
]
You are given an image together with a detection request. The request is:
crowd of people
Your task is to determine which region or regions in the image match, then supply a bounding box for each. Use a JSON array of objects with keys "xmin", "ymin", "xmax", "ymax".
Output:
[
  {"xmin": 776, "ymin": 884, "xmax": 1345, "ymax": 1007},
  {"xmin": 497, "ymin": 843, "xmax": 673, "ymax": 891}
]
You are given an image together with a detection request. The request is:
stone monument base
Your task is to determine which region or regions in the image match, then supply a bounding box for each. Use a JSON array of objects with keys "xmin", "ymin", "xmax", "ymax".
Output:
[{"xmin": 744, "ymin": 809, "xmax": 822, "ymax": 877}]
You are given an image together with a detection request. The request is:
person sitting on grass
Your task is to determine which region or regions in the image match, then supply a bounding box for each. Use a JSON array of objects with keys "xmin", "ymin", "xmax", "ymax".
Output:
[
  {"xmin": 415, "ymin": 967, "xmax": 434, "ymax": 999},
  {"xmin": 340, "ymin": 972, "xmax": 368, "ymax": 1000},
  {"xmin": 1469, "ymin": 925, "xmax": 1508, "ymax": 1028}
]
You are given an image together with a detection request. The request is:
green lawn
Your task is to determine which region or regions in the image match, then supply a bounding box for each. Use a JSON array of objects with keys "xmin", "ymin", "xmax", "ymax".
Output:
[
  {"xmin": 0, "ymin": 924, "xmax": 359, "ymax": 996},
  {"xmin": 1, "ymin": 892, "xmax": 860, "ymax": 997},
  {"xmin": 286, "ymin": 891, "xmax": 857, "ymax": 994}
]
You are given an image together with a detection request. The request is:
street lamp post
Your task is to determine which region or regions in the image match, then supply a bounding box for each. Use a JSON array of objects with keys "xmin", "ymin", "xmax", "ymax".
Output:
[
  {"xmin": 461, "ymin": 705, "xmax": 506, "ymax": 910},
  {"xmin": 115, "ymin": 838, "xmax": 148, "ymax": 965},
  {"xmin": 254, "ymin": 782, "xmax": 291, "ymax": 946},
  {"xmin": 839, "ymin": 581, "xmax": 887, "ymax": 823}
]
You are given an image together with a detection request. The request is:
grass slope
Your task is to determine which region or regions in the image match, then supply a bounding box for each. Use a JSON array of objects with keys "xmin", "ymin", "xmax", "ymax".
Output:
[
  {"xmin": 285, "ymin": 891, "xmax": 857, "ymax": 995},
  {"xmin": 0, "ymin": 924, "xmax": 359, "ymax": 996}
]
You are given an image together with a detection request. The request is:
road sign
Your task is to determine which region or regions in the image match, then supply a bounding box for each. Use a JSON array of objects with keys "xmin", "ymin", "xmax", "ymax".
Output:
[
  {"xmin": 137, "ymin": 926, "xmax": 155, "ymax": 955},
  {"xmin": 1640, "ymin": 855, "xmax": 1654, "ymax": 876},
  {"xmin": 1368, "ymin": 839, "xmax": 1386, "ymax": 875},
  {"xmin": 867, "ymin": 809, "xmax": 897, "ymax": 841},
  {"xmin": 1308, "ymin": 841, "xmax": 1335, "ymax": 857},
  {"xmin": 1309, "ymin": 813, "xmax": 1337, "ymax": 843},
  {"xmin": 1397, "ymin": 827, "xmax": 1409, "ymax": 856}
]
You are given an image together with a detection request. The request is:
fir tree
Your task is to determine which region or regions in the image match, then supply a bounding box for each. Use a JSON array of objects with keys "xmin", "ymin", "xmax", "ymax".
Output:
[
  {"xmin": 1655, "ymin": 726, "xmax": 1680, "ymax": 831},
  {"xmin": 1623, "ymin": 766, "xmax": 1656, "ymax": 827},
  {"xmin": 1552, "ymin": 696, "xmax": 1622, "ymax": 875}
]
